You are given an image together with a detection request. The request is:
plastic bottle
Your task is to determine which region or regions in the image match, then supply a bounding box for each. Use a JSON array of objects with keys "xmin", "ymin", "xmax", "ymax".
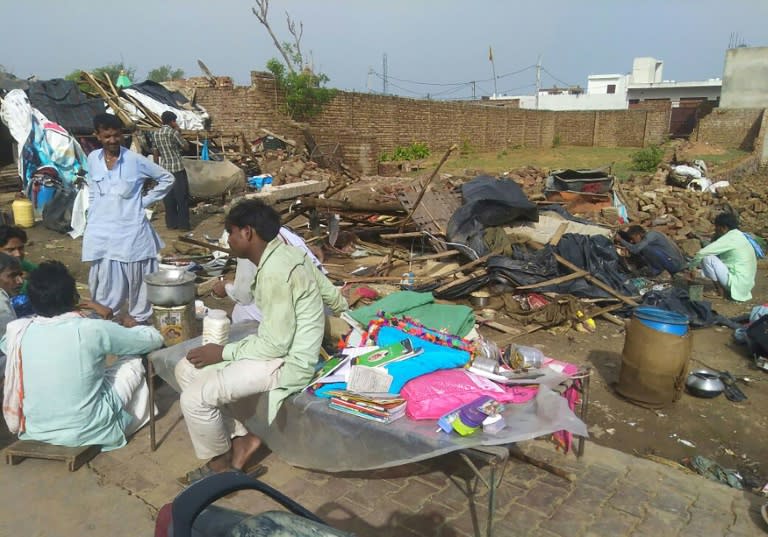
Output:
[{"xmin": 202, "ymin": 309, "xmax": 231, "ymax": 345}]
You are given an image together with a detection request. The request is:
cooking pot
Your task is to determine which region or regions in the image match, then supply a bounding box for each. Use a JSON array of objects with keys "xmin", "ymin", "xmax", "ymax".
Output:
[
  {"xmin": 685, "ymin": 369, "xmax": 725, "ymax": 398},
  {"xmin": 470, "ymin": 291, "xmax": 491, "ymax": 308},
  {"xmin": 144, "ymin": 269, "xmax": 197, "ymax": 306}
]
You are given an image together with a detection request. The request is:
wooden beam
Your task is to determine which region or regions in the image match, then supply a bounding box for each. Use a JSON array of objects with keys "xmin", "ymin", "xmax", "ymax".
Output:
[{"xmin": 554, "ymin": 254, "xmax": 638, "ymax": 306}]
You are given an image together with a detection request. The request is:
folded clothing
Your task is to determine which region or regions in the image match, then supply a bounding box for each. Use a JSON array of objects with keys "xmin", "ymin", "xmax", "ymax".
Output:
[{"xmin": 348, "ymin": 290, "xmax": 475, "ymax": 337}]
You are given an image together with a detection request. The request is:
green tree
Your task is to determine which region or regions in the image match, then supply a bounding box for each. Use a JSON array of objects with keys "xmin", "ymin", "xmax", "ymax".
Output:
[
  {"xmin": 147, "ymin": 65, "xmax": 185, "ymax": 82},
  {"xmin": 266, "ymin": 59, "xmax": 336, "ymax": 121}
]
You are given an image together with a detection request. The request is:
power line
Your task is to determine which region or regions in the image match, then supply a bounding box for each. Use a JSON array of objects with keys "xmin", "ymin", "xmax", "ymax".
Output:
[
  {"xmin": 541, "ymin": 67, "xmax": 573, "ymax": 88},
  {"xmin": 369, "ymin": 64, "xmax": 536, "ymax": 88}
]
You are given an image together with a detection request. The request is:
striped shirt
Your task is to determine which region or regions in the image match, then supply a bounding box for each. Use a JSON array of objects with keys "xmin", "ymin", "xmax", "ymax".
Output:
[{"xmin": 152, "ymin": 125, "xmax": 188, "ymax": 173}]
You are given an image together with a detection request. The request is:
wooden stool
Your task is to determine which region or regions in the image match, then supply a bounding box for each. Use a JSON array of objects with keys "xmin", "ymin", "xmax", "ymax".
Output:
[{"xmin": 4, "ymin": 440, "xmax": 100, "ymax": 471}]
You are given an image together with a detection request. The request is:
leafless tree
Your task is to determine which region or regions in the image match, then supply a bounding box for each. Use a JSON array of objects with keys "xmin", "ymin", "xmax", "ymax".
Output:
[{"xmin": 252, "ymin": 0, "xmax": 306, "ymax": 74}]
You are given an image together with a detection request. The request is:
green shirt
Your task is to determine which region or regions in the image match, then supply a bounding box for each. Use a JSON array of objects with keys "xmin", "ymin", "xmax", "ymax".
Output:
[
  {"xmin": 20, "ymin": 259, "xmax": 37, "ymax": 295},
  {"xmin": 221, "ymin": 238, "xmax": 347, "ymax": 423},
  {"xmin": 689, "ymin": 229, "xmax": 757, "ymax": 302}
]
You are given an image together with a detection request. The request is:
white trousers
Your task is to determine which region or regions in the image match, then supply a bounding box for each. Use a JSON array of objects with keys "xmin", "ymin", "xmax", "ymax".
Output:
[
  {"xmin": 105, "ymin": 356, "xmax": 151, "ymax": 437},
  {"xmin": 175, "ymin": 357, "xmax": 283, "ymax": 460},
  {"xmin": 231, "ymin": 303, "xmax": 263, "ymax": 324},
  {"xmin": 89, "ymin": 258, "xmax": 158, "ymax": 322},
  {"xmin": 700, "ymin": 255, "xmax": 730, "ymax": 289}
]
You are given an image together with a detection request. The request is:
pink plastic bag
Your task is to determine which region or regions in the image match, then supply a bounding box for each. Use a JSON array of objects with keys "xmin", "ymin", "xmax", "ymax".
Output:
[{"xmin": 401, "ymin": 369, "xmax": 539, "ymax": 420}]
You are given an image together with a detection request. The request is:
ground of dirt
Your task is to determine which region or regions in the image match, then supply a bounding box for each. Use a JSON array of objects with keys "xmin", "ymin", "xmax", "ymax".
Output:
[{"xmin": 12, "ymin": 178, "xmax": 768, "ymax": 494}]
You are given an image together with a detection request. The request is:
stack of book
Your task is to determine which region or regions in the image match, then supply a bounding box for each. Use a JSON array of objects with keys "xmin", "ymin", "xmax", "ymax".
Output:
[{"xmin": 325, "ymin": 390, "xmax": 407, "ymax": 424}]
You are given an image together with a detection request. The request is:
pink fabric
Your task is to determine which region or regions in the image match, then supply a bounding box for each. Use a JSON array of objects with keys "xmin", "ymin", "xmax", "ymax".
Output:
[{"xmin": 401, "ymin": 359, "xmax": 580, "ymax": 420}]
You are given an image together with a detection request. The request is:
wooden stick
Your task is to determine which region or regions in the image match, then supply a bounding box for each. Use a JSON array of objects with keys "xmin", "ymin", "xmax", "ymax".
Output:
[
  {"xmin": 433, "ymin": 269, "xmax": 485, "ymax": 294},
  {"xmin": 509, "ymin": 447, "xmax": 575, "ymax": 482},
  {"xmin": 380, "ymin": 231, "xmax": 430, "ymax": 240},
  {"xmin": 411, "ymin": 250, "xmax": 459, "ymax": 262},
  {"xmin": 514, "ymin": 270, "xmax": 588, "ymax": 290},
  {"xmin": 549, "ymin": 222, "xmax": 570, "ymax": 246},
  {"xmin": 177, "ymin": 235, "xmax": 232, "ymax": 255},
  {"xmin": 429, "ymin": 248, "xmax": 503, "ymax": 287},
  {"xmin": 554, "ymin": 254, "xmax": 638, "ymax": 306},
  {"xmin": 381, "ymin": 144, "xmax": 458, "ymax": 275}
]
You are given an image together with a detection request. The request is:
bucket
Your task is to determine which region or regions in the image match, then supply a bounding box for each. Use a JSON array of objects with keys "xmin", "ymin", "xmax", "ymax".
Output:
[
  {"xmin": 35, "ymin": 185, "xmax": 56, "ymax": 217},
  {"xmin": 633, "ymin": 306, "xmax": 689, "ymax": 336},
  {"xmin": 11, "ymin": 198, "xmax": 34, "ymax": 228}
]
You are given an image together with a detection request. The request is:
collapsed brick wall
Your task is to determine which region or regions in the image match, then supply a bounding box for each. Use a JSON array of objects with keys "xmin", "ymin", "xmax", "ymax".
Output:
[
  {"xmin": 694, "ymin": 108, "xmax": 765, "ymax": 150},
  {"xmin": 193, "ymin": 72, "xmax": 671, "ymax": 173}
]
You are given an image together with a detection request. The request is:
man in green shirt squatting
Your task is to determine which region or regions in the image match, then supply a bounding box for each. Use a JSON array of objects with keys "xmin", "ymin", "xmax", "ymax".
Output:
[
  {"xmin": 688, "ymin": 213, "xmax": 757, "ymax": 302},
  {"xmin": 175, "ymin": 199, "xmax": 347, "ymax": 484}
]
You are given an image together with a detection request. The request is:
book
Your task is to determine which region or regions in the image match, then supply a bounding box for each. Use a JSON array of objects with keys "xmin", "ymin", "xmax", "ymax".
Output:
[
  {"xmin": 326, "ymin": 390, "xmax": 407, "ymax": 424},
  {"xmin": 353, "ymin": 338, "xmax": 423, "ymax": 368}
]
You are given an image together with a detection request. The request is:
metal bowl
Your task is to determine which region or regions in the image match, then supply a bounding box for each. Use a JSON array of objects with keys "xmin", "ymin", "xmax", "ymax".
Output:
[
  {"xmin": 685, "ymin": 369, "xmax": 725, "ymax": 398},
  {"xmin": 470, "ymin": 291, "xmax": 491, "ymax": 308},
  {"xmin": 144, "ymin": 270, "xmax": 197, "ymax": 306}
]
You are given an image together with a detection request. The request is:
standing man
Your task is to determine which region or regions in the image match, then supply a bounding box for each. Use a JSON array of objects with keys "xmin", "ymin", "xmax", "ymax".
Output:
[
  {"xmin": 616, "ymin": 225, "xmax": 686, "ymax": 276},
  {"xmin": 689, "ymin": 212, "xmax": 757, "ymax": 301},
  {"xmin": 83, "ymin": 113, "xmax": 174, "ymax": 323},
  {"xmin": 153, "ymin": 111, "xmax": 191, "ymax": 230},
  {"xmin": 175, "ymin": 200, "xmax": 347, "ymax": 484}
]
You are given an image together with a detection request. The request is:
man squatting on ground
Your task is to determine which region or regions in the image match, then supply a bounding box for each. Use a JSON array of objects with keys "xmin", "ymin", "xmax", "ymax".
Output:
[
  {"xmin": 174, "ymin": 200, "xmax": 348, "ymax": 484},
  {"xmin": 616, "ymin": 225, "xmax": 686, "ymax": 276},
  {"xmin": 83, "ymin": 113, "xmax": 175, "ymax": 323},
  {"xmin": 688, "ymin": 212, "xmax": 757, "ymax": 302}
]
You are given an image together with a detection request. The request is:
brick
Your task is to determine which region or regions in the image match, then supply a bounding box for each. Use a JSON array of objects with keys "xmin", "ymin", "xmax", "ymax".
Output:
[
  {"xmin": 648, "ymin": 489, "xmax": 695, "ymax": 516},
  {"xmin": 388, "ymin": 478, "xmax": 442, "ymax": 511},
  {"xmin": 607, "ymin": 486, "xmax": 655, "ymax": 518},
  {"xmin": 515, "ymin": 483, "xmax": 571, "ymax": 516},
  {"xmin": 585, "ymin": 506, "xmax": 641, "ymax": 536}
]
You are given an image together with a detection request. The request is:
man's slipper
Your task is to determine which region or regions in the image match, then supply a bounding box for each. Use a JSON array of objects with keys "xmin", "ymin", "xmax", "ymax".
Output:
[
  {"xmin": 176, "ymin": 463, "xmax": 267, "ymax": 487},
  {"xmin": 176, "ymin": 465, "xmax": 241, "ymax": 487}
]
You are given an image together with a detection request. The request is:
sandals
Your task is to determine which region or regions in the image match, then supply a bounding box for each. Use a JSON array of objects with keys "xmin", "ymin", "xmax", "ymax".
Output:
[{"xmin": 177, "ymin": 463, "xmax": 267, "ymax": 487}]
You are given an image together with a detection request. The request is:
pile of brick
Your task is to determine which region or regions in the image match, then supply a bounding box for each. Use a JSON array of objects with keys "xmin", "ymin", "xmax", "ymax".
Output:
[
  {"xmin": 506, "ymin": 166, "xmax": 548, "ymax": 195},
  {"xmin": 622, "ymin": 172, "xmax": 768, "ymax": 255}
]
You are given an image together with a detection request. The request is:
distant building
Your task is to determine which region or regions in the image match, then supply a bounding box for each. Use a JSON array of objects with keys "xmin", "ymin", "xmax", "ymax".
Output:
[{"xmin": 490, "ymin": 57, "xmax": 721, "ymax": 114}]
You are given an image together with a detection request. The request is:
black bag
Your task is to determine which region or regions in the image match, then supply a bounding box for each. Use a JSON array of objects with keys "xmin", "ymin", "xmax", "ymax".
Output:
[
  {"xmin": 746, "ymin": 314, "xmax": 768, "ymax": 357},
  {"xmin": 42, "ymin": 187, "xmax": 76, "ymax": 234}
]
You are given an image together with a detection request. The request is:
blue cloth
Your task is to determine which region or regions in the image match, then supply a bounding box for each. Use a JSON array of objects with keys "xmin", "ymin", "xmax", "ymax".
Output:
[
  {"xmin": 743, "ymin": 232, "xmax": 765, "ymax": 259},
  {"xmin": 82, "ymin": 147, "xmax": 174, "ymax": 263},
  {"xmin": 201, "ymin": 139, "xmax": 210, "ymax": 161},
  {"xmin": 315, "ymin": 325, "xmax": 471, "ymax": 397}
]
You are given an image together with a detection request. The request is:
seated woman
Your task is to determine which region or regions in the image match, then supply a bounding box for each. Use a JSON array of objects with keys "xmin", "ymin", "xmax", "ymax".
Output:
[
  {"xmin": 0, "ymin": 252, "xmax": 24, "ymax": 374},
  {"xmin": 1, "ymin": 261, "xmax": 165, "ymax": 450}
]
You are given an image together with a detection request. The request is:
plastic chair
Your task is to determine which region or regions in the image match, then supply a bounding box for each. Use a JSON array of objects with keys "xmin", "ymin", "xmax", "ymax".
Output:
[{"xmin": 156, "ymin": 471, "xmax": 353, "ymax": 537}]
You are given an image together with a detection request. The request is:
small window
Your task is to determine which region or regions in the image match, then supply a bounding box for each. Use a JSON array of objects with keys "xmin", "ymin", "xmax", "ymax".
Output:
[{"xmin": 607, "ymin": 84, "xmax": 616, "ymax": 94}]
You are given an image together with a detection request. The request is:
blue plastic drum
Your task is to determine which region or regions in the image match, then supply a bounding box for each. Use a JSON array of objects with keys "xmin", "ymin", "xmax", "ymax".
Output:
[{"xmin": 633, "ymin": 306, "xmax": 689, "ymax": 336}]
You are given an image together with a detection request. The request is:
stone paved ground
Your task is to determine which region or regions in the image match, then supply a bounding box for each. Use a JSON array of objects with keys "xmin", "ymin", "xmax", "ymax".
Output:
[{"xmin": 2, "ymin": 386, "xmax": 766, "ymax": 536}]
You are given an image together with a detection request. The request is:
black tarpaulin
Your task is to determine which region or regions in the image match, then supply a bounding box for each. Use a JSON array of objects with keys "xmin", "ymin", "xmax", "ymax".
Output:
[
  {"xmin": 27, "ymin": 79, "xmax": 105, "ymax": 134},
  {"xmin": 447, "ymin": 176, "xmax": 538, "ymax": 256}
]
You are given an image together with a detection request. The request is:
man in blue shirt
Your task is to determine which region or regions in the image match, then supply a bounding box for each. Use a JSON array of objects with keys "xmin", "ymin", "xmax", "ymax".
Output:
[{"xmin": 83, "ymin": 114, "xmax": 174, "ymax": 323}]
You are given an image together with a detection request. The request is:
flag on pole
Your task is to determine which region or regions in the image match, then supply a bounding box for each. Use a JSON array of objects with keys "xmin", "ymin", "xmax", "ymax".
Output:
[{"xmin": 488, "ymin": 46, "xmax": 494, "ymax": 62}]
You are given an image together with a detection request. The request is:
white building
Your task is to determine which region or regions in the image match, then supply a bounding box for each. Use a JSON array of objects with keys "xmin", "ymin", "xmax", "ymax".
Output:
[{"xmin": 490, "ymin": 57, "xmax": 721, "ymax": 111}]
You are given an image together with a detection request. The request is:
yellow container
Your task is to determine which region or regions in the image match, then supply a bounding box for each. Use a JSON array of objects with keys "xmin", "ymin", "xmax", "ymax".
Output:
[{"xmin": 12, "ymin": 198, "xmax": 34, "ymax": 228}]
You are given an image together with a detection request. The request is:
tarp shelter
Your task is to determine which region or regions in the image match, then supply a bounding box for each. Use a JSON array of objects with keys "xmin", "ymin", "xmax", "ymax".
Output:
[
  {"xmin": 27, "ymin": 79, "xmax": 105, "ymax": 135},
  {"xmin": 123, "ymin": 81, "xmax": 209, "ymax": 130}
]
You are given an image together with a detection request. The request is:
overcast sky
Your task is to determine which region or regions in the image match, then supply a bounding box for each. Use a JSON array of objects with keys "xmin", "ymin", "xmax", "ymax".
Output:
[{"xmin": 2, "ymin": 0, "xmax": 766, "ymax": 99}]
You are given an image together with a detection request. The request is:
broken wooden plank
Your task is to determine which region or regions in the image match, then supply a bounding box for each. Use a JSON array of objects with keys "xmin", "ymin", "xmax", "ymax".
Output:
[
  {"xmin": 411, "ymin": 250, "xmax": 459, "ymax": 262},
  {"xmin": 554, "ymin": 254, "xmax": 638, "ymax": 306},
  {"xmin": 177, "ymin": 235, "xmax": 232, "ymax": 255},
  {"xmin": 241, "ymin": 179, "xmax": 329, "ymax": 205},
  {"xmin": 514, "ymin": 270, "xmax": 588, "ymax": 291}
]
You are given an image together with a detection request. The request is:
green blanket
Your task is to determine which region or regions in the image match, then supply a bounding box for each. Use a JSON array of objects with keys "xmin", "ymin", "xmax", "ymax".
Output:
[{"xmin": 349, "ymin": 290, "xmax": 475, "ymax": 337}]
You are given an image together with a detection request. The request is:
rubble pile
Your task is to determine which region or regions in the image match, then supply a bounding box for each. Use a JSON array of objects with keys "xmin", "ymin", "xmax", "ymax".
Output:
[{"xmin": 623, "ymin": 172, "xmax": 768, "ymax": 253}]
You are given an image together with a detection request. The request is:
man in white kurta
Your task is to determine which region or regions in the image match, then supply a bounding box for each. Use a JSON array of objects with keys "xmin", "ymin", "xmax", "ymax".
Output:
[{"xmin": 83, "ymin": 113, "xmax": 174, "ymax": 322}]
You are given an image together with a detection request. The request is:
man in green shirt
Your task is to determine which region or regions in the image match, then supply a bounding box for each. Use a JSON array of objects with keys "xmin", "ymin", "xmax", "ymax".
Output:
[
  {"xmin": 688, "ymin": 213, "xmax": 756, "ymax": 302},
  {"xmin": 175, "ymin": 200, "xmax": 347, "ymax": 484},
  {"xmin": 0, "ymin": 225, "xmax": 37, "ymax": 289}
]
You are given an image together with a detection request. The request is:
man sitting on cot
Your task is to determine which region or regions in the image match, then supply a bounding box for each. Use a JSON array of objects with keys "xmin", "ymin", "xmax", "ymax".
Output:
[
  {"xmin": 688, "ymin": 212, "xmax": 756, "ymax": 302},
  {"xmin": 616, "ymin": 225, "xmax": 686, "ymax": 277},
  {"xmin": 175, "ymin": 200, "xmax": 347, "ymax": 484},
  {"xmin": 210, "ymin": 226, "xmax": 326, "ymax": 324},
  {"xmin": 1, "ymin": 261, "xmax": 165, "ymax": 450}
]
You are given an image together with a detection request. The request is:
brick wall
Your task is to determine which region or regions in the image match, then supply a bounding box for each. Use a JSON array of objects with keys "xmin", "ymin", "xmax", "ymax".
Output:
[
  {"xmin": 194, "ymin": 72, "xmax": 670, "ymax": 173},
  {"xmin": 694, "ymin": 108, "xmax": 765, "ymax": 150}
]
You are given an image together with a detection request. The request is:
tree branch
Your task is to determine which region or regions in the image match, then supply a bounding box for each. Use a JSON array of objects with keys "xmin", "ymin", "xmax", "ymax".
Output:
[
  {"xmin": 252, "ymin": 0, "xmax": 296, "ymax": 74},
  {"xmin": 286, "ymin": 11, "xmax": 304, "ymax": 68}
]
